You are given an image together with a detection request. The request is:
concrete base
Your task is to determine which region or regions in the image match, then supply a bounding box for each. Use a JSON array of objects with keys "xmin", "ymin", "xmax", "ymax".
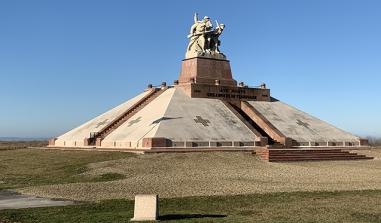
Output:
[{"xmin": 41, "ymin": 146, "xmax": 260, "ymax": 153}]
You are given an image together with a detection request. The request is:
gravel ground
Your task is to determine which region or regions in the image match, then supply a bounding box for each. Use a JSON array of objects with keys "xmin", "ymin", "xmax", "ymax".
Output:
[{"xmin": 19, "ymin": 149, "xmax": 381, "ymax": 201}]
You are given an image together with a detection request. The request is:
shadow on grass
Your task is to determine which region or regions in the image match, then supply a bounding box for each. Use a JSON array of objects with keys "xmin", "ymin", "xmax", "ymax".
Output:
[{"xmin": 159, "ymin": 213, "xmax": 227, "ymax": 221}]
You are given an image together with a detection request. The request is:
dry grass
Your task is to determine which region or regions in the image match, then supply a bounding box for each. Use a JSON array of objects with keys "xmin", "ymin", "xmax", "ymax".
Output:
[{"xmin": 18, "ymin": 148, "xmax": 381, "ymax": 201}]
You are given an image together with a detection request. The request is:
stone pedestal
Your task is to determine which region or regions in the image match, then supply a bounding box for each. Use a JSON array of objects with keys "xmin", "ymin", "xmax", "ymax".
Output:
[
  {"xmin": 178, "ymin": 57, "xmax": 237, "ymax": 86},
  {"xmin": 131, "ymin": 194, "xmax": 159, "ymax": 221}
]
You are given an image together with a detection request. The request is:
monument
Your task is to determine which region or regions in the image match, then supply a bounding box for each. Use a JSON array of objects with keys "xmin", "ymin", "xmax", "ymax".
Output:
[{"xmin": 48, "ymin": 14, "xmax": 371, "ymax": 161}]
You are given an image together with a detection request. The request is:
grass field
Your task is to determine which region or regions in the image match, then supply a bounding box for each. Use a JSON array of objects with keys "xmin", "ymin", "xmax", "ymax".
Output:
[
  {"xmin": 0, "ymin": 145, "xmax": 133, "ymax": 190},
  {"xmin": 0, "ymin": 143, "xmax": 381, "ymax": 222},
  {"xmin": 0, "ymin": 190, "xmax": 381, "ymax": 222}
]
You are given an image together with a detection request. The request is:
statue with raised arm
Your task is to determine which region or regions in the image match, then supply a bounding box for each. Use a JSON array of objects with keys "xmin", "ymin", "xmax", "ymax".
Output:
[
  {"xmin": 186, "ymin": 13, "xmax": 213, "ymax": 54},
  {"xmin": 185, "ymin": 13, "xmax": 226, "ymax": 60}
]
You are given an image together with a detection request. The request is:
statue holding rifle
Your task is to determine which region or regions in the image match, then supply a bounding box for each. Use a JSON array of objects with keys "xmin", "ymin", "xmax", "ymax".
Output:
[{"xmin": 186, "ymin": 13, "xmax": 226, "ymax": 59}]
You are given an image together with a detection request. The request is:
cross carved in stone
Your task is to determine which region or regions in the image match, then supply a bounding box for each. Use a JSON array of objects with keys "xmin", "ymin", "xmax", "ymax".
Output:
[
  {"xmin": 296, "ymin": 119, "xmax": 310, "ymax": 129},
  {"xmin": 95, "ymin": 119, "xmax": 108, "ymax": 128},
  {"xmin": 194, "ymin": 116, "xmax": 211, "ymax": 127},
  {"xmin": 128, "ymin": 116, "xmax": 142, "ymax": 127}
]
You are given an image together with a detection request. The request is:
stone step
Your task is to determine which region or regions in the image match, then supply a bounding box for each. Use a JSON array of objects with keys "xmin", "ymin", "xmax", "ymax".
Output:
[
  {"xmin": 268, "ymin": 151, "xmax": 352, "ymax": 154},
  {"xmin": 269, "ymin": 152, "xmax": 353, "ymax": 155},
  {"xmin": 268, "ymin": 151, "xmax": 356, "ymax": 155},
  {"xmin": 269, "ymin": 156, "xmax": 373, "ymax": 162},
  {"xmin": 268, "ymin": 154, "xmax": 366, "ymax": 158},
  {"xmin": 269, "ymin": 155, "xmax": 372, "ymax": 160},
  {"xmin": 268, "ymin": 149, "xmax": 345, "ymax": 153},
  {"xmin": 255, "ymin": 148, "xmax": 374, "ymax": 162},
  {"xmin": 269, "ymin": 153, "xmax": 354, "ymax": 156}
]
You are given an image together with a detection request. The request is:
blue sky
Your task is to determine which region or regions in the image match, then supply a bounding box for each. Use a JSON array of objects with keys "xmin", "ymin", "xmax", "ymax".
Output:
[{"xmin": 0, "ymin": 0, "xmax": 380, "ymax": 138}]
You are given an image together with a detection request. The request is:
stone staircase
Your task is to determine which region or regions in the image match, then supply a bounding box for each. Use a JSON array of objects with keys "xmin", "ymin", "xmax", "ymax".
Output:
[
  {"xmin": 222, "ymin": 101, "xmax": 287, "ymax": 147},
  {"xmin": 239, "ymin": 101, "xmax": 293, "ymax": 147},
  {"xmin": 255, "ymin": 148, "xmax": 373, "ymax": 162},
  {"xmin": 87, "ymin": 87, "xmax": 167, "ymax": 146}
]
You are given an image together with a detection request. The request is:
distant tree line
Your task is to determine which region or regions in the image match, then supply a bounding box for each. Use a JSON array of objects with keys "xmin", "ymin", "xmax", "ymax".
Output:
[{"xmin": 367, "ymin": 137, "xmax": 381, "ymax": 146}]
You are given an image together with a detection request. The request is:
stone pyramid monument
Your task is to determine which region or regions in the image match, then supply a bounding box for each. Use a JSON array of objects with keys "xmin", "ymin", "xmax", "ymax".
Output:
[{"xmin": 49, "ymin": 14, "xmax": 368, "ymax": 154}]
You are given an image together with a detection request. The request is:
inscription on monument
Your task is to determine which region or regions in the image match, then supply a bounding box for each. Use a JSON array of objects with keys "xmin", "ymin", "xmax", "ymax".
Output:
[
  {"xmin": 206, "ymin": 88, "xmax": 257, "ymax": 100},
  {"xmin": 186, "ymin": 83, "xmax": 271, "ymax": 101}
]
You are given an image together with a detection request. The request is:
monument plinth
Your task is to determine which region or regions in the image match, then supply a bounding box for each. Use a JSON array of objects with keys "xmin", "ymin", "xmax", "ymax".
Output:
[
  {"xmin": 48, "ymin": 13, "xmax": 369, "ymax": 160},
  {"xmin": 178, "ymin": 57, "xmax": 236, "ymax": 86}
]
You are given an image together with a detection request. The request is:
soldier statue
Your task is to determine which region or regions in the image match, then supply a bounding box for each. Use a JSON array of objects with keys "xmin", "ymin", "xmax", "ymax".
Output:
[
  {"xmin": 206, "ymin": 21, "xmax": 225, "ymax": 55},
  {"xmin": 186, "ymin": 13, "xmax": 226, "ymax": 59},
  {"xmin": 186, "ymin": 13, "xmax": 213, "ymax": 53}
]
